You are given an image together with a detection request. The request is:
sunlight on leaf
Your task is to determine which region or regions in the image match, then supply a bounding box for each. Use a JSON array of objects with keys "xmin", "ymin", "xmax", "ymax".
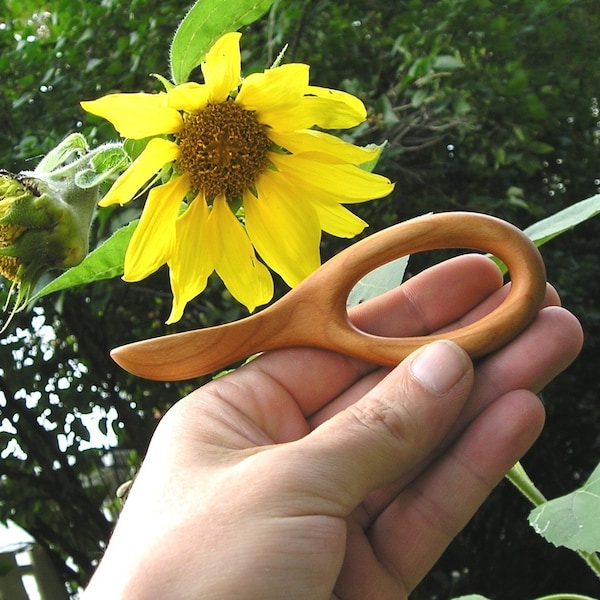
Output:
[
  {"xmin": 524, "ymin": 193, "xmax": 600, "ymax": 246},
  {"xmin": 528, "ymin": 462, "xmax": 600, "ymax": 553},
  {"xmin": 347, "ymin": 256, "xmax": 409, "ymax": 308},
  {"xmin": 493, "ymin": 193, "xmax": 600, "ymax": 274},
  {"xmin": 346, "ymin": 206, "xmax": 428, "ymax": 307},
  {"xmin": 170, "ymin": 0, "xmax": 275, "ymax": 84}
]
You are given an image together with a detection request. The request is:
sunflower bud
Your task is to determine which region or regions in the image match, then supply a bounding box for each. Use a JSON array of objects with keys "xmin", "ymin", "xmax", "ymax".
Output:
[
  {"xmin": 0, "ymin": 169, "xmax": 96, "ymax": 276},
  {"xmin": 1, "ymin": 134, "xmax": 128, "ymax": 331},
  {"xmin": 0, "ymin": 174, "xmax": 28, "ymax": 283},
  {"xmin": 0, "ymin": 170, "xmax": 97, "ymax": 326}
]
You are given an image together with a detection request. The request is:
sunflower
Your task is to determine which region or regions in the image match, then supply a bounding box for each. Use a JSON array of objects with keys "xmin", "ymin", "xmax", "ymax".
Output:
[
  {"xmin": 81, "ymin": 32, "xmax": 394, "ymax": 323},
  {"xmin": 1, "ymin": 166, "xmax": 97, "ymax": 332}
]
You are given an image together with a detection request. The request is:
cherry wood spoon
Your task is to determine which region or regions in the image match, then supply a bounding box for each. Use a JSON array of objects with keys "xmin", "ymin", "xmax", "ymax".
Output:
[{"xmin": 110, "ymin": 212, "xmax": 546, "ymax": 381}]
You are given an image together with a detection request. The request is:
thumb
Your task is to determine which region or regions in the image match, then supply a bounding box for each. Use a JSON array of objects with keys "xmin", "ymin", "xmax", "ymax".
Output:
[{"xmin": 288, "ymin": 340, "xmax": 473, "ymax": 513}]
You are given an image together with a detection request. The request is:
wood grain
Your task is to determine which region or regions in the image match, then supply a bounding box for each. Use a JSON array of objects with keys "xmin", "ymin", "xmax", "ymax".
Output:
[{"xmin": 110, "ymin": 212, "xmax": 547, "ymax": 381}]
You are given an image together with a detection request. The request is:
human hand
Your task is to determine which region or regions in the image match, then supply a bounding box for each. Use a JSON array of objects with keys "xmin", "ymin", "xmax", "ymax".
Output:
[{"xmin": 83, "ymin": 254, "xmax": 583, "ymax": 600}]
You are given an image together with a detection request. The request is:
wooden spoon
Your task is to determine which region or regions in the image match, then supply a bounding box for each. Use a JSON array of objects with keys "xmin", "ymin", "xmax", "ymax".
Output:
[{"xmin": 110, "ymin": 212, "xmax": 546, "ymax": 381}]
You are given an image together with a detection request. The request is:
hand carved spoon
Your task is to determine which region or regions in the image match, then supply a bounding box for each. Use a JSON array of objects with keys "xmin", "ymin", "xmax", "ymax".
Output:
[{"xmin": 110, "ymin": 212, "xmax": 546, "ymax": 381}]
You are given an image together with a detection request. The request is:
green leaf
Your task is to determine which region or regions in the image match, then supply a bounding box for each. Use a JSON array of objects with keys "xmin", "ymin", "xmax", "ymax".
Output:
[
  {"xmin": 90, "ymin": 145, "xmax": 129, "ymax": 174},
  {"xmin": 411, "ymin": 88, "xmax": 429, "ymax": 108},
  {"xmin": 494, "ymin": 194, "xmax": 600, "ymax": 274},
  {"xmin": 433, "ymin": 54, "xmax": 464, "ymax": 71},
  {"xmin": 528, "ymin": 141, "xmax": 554, "ymax": 154},
  {"xmin": 170, "ymin": 0, "xmax": 275, "ymax": 84},
  {"xmin": 528, "ymin": 462, "xmax": 600, "ymax": 553},
  {"xmin": 31, "ymin": 221, "xmax": 137, "ymax": 300},
  {"xmin": 536, "ymin": 594, "xmax": 599, "ymax": 600},
  {"xmin": 359, "ymin": 142, "xmax": 388, "ymax": 173},
  {"xmin": 74, "ymin": 146, "xmax": 129, "ymax": 189},
  {"xmin": 524, "ymin": 193, "xmax": 600, "ymax": 246},
  {"xmin": 347, "ymin": 256, "xmax": 409, "ymax": 308},
  {"xmin": 451, "ymin": 596, "xmax": 491, "ymax": 600},
  {"xmin": 124, "ymin": 137, "xmax": 152, "ymax": 162},
  {"xmin": 347, "ymin": 210, "xmax": 435, "ymax": 307},
  {"xmin": 34, "ymin": 133, "xmax": 88, "ymax": 174}
]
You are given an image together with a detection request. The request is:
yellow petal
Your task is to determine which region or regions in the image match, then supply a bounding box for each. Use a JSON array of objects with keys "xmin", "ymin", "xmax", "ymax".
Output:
[
  {"xmin": 207, "ymin": 196, "xmax": 273, "ymax": 312},
  {"xmin": 237, "ymin": 64, "xmax": 309, "ymax": 113},
  {"xmin": 268, "ymin": 129, "xmax": 379, "ymax": 165},
  {"xmin": 166, "ymin": 192, "xmax": 213, "ymax": 323},
  {"xmin": 309, "ymin": 201, "xmax": 368, "ymax": 238},
  {"xmin": 270, "ymin": 153, "xmax": 394, "ymax": 203},
  {"xmin": 245, "ymin": 173, "xmax": 321, "ymax": 287},
  {"xmin": 202, "ymin": 32, "xmax": 242, "ymax": 103},
  {"xmin": 99, "ymin": 138, "xmax": 179, "ymax": 207},
  {"xmin": 123, "ymin": 175, "xmax": 190, "ymax": 281},
  {"xmin": 237, "ymin": 64, "xmax": 366, "ymax": 131},
  {"xmin": 167, "ymin": 82, "xmax": 210, "ymax": 112},
  {"xmin": 264, "ymin": 95, "xmax": 365, "ymax": 131},
  {"xmin": 81, "ymin": 93, "xmax": 183, "ymax": 138},
  {"xmin": 269, "ymin": 168, "xmax": 367, "ymax": 238},
  {"xmin": 306, "ymin": 85, "xmax": 367, "ymax": 122}
]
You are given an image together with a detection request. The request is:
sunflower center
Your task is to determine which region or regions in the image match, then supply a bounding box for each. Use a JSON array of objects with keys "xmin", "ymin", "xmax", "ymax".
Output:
[{"xmin": 176, "ymin": 101, "xmax": 271, "ymax": 200}]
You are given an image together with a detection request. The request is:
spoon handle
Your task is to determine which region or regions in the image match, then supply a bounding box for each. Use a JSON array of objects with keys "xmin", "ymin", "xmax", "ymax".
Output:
[
  {"xmin": 110, "ymin": 212, "xmax": 546, "ymax": 381},
  {"xmin": 110, "ymin": 308, "xmax": 299, "ymax": 381}
]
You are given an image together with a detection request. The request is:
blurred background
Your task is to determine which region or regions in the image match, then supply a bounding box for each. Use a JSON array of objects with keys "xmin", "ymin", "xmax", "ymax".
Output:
[{"xmin": 1, "ymin": 0, "xmax": 599, "ymax": 597}]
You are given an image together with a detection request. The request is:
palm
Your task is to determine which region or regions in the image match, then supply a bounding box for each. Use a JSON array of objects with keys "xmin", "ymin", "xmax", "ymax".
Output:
[
  {"xmin": 85, "ymin": 254, "xmax": 582, "ymax": 600},
  {"xmin": 181, "ymin": 254, "xmax": 578, "ymax": 598}
]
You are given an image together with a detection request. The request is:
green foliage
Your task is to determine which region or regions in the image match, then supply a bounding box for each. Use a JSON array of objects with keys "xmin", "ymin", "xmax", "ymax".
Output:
[
  {"xmin": 1, "ymin": 0, "xmax": 600, "ymax": 597},
  {"xmin": 170, "ymin": 0, "xmax": 275, "ymax": 83},
  {"xmin": 0, "ymin": 0, "xmax": 192, "ymax": 169},
  {"xmin": 32, "ymin": 221, "xmax": 137, "ymax": 300},
  {"xmin": 347, "ymin": 256, "xmax": 409, "ymax": 308},
  {"xmin": 529, "ymin": 462, "xmax": 600, "ymax": 554},
  {"xmin": 524, "ymin": 195, "xmax": 600, "ymax": 247}
]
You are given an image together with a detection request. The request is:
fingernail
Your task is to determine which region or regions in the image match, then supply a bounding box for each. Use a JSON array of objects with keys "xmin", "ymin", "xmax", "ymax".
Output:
[{"xmin": 409, "ymin": 341, "xmax": 469, "ymax": 395}]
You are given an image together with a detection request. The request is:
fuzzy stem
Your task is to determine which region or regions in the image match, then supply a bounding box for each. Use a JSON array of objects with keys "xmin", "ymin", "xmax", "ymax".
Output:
[
  {"xmin": 506, "ymin": 461, "xmax": 547, "ymax": 506},
  {"xmin": 44, "ymin": 141, "xmax": 124, "ymax": 180}
]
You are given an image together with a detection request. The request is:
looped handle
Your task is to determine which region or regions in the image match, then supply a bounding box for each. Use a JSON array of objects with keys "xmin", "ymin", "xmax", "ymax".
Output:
[
  {"xmin": 110, "ymin": 212, "xmax": 547, "ymax": 381},
  {"xmin": 301, "ymin": 212, "xmax": 547, "ymax": 364}
]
